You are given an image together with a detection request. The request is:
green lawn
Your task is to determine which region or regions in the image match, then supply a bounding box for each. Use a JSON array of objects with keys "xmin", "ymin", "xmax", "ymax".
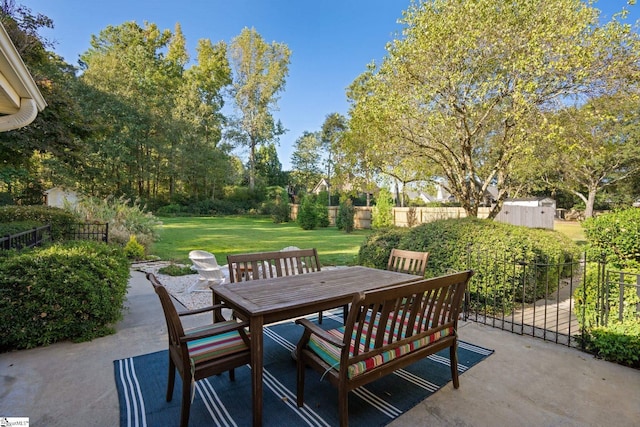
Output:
[
  {"xmin": 554, "ymin": 220, "xmax": 587, "ymax": 245},
  {"xmin": 150, "ymin": 216, "xmax": 373, "ymax": 266}
]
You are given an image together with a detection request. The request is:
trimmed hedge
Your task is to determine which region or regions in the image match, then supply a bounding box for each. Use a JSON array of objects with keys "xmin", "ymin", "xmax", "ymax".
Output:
[
  {"xmin": 358, "ymin": 218, "xmax": 580, "ymax": 313},
  {"xmin": 575, "ymin": 209, "xmax": 640, "ymax": 368},
  {"xmin": 582, "ymin": 208, "xmax": 640, "ymax": 269},
  {"xmin": 0, "ymin": 205, "xmax": 77, "ymax": 241},
  {"xmin": 581, "ymin": 321, "xmax": 640, "ymax": 369},
  {"xmin": 0, "ymin": 241, "xmax": 130, "ymax": 351}
]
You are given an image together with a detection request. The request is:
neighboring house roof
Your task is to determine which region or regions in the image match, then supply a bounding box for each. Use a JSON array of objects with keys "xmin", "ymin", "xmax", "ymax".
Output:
[
  {"xmin": 0, "ymin": 22, "xmax": 47, "ymax": 132},
  {"xmin": 311, "ymin": 178, "xmax": 329, "ymax": 194}
]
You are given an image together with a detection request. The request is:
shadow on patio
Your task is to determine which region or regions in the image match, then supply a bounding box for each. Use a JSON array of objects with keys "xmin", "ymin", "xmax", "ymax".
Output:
[{"xmin": 1, "ymin": 270, "xmax": 638, "ymax": 426}]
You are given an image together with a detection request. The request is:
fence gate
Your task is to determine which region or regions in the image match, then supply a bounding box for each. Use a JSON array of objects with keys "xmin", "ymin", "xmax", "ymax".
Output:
[{"xmin": 462, "ymin": 250, "xmax": 639, "ymax": 351}]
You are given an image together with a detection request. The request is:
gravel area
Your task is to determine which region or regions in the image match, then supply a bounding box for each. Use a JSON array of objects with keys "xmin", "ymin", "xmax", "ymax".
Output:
[{"xmin": 131, "ymin": 260, "xmax": 221, "ymax": 309}]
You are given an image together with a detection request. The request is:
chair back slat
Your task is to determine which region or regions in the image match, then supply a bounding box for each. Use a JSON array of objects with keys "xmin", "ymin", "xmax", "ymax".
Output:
[
  {"xmin": 387, "ymin": 248, "xmax": 430, "ymax": 277},
  {"xmin": 227, "ymin": 248, "xmax": 321, "ymax": 283}
]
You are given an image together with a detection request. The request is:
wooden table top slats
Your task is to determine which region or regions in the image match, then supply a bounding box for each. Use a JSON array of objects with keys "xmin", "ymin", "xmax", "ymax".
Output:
[{"xmin": 213, "ymin": 266, "xmax": 420, "ymax": 320}]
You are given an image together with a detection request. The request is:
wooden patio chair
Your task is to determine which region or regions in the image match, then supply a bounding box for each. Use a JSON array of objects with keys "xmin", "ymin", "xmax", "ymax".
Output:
[
  {"xmin": 387, "ymin": 248, "xmax": 430, "ymax": 277},
  {"xmin": 146, "ymin": 273, "xmax": 251, "ymax": 427}
]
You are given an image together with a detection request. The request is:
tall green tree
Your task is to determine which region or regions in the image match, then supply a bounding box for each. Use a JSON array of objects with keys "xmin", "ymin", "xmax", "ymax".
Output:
[
  {"xmin": 78, "ymin": 22, "xmax": 234, "ymax": 203},
  {"xmin": 80, "ymin": 21, "xmax": 176, "ymax": 198},
  {"xmin": 537, "ymin": 93, "xmax": 640, "ymax": 217},
  {"xmin": 290, "ymin": 131, "xmax": 323, "ymax": 193},
  {"xmin": 345, "ymin": 0, "xmax": 640, "ymax": 218},
  {"xmin": 254, "ymin": 143, "xmax": 286, "ymax": 187},
  {"xmin": 320, "ymin": 113, "xmax": 347, "ymax": 204},
  {"xmin": 0, "ymin": 2, "xmax": 87, "ymax": 202},
  {"xmin": 228, "ymin": 27, "xmax": 291, "ymax": 190}
]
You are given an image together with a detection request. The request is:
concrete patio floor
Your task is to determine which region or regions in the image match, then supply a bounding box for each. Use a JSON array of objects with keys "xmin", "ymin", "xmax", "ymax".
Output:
[{"xmin": 1, "ymin": 270, "xmax": 639, "ymax": 426}]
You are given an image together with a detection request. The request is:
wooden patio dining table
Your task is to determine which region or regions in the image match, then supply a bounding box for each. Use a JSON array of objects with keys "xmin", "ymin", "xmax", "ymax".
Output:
[{"xmin": 211, "ymin": 266, "xmax": 421, "ymax": 427}]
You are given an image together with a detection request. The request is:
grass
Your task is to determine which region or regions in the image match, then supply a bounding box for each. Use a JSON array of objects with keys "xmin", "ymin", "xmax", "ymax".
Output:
[
  {"xmin": 554, "ymin": 220, "xmax": 587, "ymax": 245},
  {"xmin": 150, "ymin": 216, "xmax": 373, "ymax": 266},
  {"xmin": 150, "ymin": 216, "xmax": 587, "ymax": 267}
]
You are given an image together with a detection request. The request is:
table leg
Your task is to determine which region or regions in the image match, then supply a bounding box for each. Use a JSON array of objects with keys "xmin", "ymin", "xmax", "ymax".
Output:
[{"xmin": 250, "ymin": 315, "xmax": 264, "ymax": 426}]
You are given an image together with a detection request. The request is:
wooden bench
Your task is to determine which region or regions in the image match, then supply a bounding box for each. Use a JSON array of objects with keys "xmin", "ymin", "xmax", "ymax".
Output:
[{"xmin": 295, "ymin": 270, "xmax": 474, "ymax": 427}]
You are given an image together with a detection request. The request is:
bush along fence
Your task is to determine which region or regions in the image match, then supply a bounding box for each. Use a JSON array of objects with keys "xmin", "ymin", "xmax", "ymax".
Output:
[
  {"xmin": 0, "ymin": 223, "xmax": 109, "ymax": 251},
  {"xmin": 463, "ymin": 249, "xmax": 640, "ymax": 368}
]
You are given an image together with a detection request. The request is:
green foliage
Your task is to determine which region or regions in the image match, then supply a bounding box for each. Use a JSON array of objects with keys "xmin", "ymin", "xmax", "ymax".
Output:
[
  {"xmin": 582, "ymin": 208, "xmax": 640, "ymax": 269},
  {"xmin": 581, "ymin": 321, "xmax": 640, "ymax": 368},
  {"xmin": 67, "ymin": 196, "xmax": 161, "ymax": 251},
  {"xmin": 229, "ymin": 27, "xmax": 290, "ymax": 190},
  {"xmin": 157, "ymin": 263, "xmax": 197, "ymax": 276},
  {"xmin": 124, "ymin": 235, "xmax": 145, "ymax": 260},
  {"xmin": 574, "ymin": 263, "xmax": 640, "ymax": 329},
  {"xmin": 358, "ymin": 218, "xmax": 580, "ymax": 313},
  {"xmin": 575, "ymin": 210, "xmax": 640, "ymax": 331},
  {"xmin": 0, "ymin": 205, "xmax": 77, "ymax": 240},
  {"xmin": 0, "ymin": 241, "xmax": 130, "ymax": 350},
  {"xmin": 357, "ymin": 227, "xmax": 409, "ymax": 268},
  {"xmin": 297, "ymin": 196, "xmax": 318, "ymax": 230},
  {"xmin": 263, "ymin": 186, "xmax": 290, "ymax": 224},
  {"xmin": 336, "ymin": 199, "xmax": 355, "ymax": 233},
  {"xmin": 0, "ymin": 220, "xmax": 44, "ymax": 236},
  {"xmin": 345, "ymin": 0, "xmax": 639, "ymax": 218},
  {"xmin": 315, "ymin": 195, "xmax": 330, "ymax": 228},
  {"xmin": 372, "ymin": 188, "xmax": 394, "ymax": 228}
]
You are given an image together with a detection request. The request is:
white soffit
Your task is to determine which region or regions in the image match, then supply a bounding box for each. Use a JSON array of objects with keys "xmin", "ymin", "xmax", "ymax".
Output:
[{"xmin": 0, "ymin": 21, "xmax": 47, "ymax": 131}]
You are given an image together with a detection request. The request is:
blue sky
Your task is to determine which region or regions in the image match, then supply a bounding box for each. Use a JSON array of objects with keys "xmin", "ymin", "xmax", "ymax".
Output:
[{"xmin": 20, "ymin": 0, "xmax": 640, "ymax": 170}]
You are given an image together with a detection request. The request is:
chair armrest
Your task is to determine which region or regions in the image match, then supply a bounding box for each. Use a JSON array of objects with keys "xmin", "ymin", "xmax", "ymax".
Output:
[
  {"xmin": 181, "ymin": 320, "xmax": 249, "ymax": 343},
  {"xmin": 296, "ymin": 318, "xmax": 345, "ymax": 348},
  {"xmin": 178, "ymin": 303, "xmax": 227, "ymax": 317}
]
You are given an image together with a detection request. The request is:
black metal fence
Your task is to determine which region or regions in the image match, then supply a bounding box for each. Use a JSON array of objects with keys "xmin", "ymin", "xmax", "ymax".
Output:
[
  {"xmin": 462, "ymin": 250, "xmax": 639, "ymax": 350},
  {"xmin": 0, "ymin": 223, "xmax": 109, "ymax": 251},
  {"xmin": 64, "ymin": 222, "xmax": 109, "ymax": 243},
  {"xmin": 0, "ymin": 225, "xmax": 52, "ymax": 250}
]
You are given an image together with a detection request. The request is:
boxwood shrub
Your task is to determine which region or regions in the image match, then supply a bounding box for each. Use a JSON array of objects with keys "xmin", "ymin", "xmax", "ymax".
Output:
[
  {"xmin": 358, "ymin": 218, "xmax": 580, "ymax": 313},
  {"xmin": 0, "ymin": 240, "xmax": 130, "ymax": 351}
]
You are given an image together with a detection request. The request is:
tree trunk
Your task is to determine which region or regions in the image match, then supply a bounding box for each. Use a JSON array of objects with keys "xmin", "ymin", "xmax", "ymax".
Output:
[
  {"xmin": 584, "ymin": 185, "xmax": 597, "ymax": 218},
  {"xmin": 249, "ymin": 139, "xmax": 256, "ymax": 191}
]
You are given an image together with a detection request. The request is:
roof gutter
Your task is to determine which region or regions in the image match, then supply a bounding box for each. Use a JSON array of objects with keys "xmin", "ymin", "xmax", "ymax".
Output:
[
  {"xmin": 0, "ymin": 96, "xmax": 37, "ymax": 131},
  {"xmin": 0, "ymin": 22, "xmax": 47, "ymax": 132}
]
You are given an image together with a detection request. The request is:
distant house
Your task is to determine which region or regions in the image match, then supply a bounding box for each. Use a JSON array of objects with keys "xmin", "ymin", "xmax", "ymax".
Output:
[
  {"xmin": 311, "ymin": 178, "xmax": 330, "ymax": 195},
  {"xmin": 44, "ymin": 187, "xmax": 79, "ymax": 208}
]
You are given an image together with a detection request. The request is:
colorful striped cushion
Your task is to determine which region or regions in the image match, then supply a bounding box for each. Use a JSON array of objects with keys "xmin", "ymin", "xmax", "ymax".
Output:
[
  {"xmin": 186, "ymin": 321, "xmax": 249, "ymax": 365},
  {"xmin": 308, "ymin": 312, "xmax": 453, "ymax": 379}
]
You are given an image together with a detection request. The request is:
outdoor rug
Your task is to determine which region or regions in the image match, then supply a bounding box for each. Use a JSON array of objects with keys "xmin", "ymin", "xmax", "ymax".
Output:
[{"xmin": 115, "ymin": 310, "xmax": 493, "ymax": 427}]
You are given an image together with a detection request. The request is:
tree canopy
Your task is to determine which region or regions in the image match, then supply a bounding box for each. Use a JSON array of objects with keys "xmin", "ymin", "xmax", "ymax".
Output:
[
  {"xmin": 228, "ymin": 27, "xmax": 291, "ymax": 190},
  {"xmin": 345, "ymin": 0, "xmax": 640, "ymax": 217}
]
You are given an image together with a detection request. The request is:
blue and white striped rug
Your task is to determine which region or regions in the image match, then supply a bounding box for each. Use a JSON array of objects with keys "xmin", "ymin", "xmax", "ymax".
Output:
[{"xmin": 114, "ymin": 310, "xmax": 493, "ymax": 427}]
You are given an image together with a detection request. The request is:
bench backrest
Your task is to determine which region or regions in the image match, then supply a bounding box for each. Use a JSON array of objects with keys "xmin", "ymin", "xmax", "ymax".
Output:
[
  {"xmin": 227, "ymin": 248, "xmax": 321, "ymax": 283},
  {"xmin": 343, "ymin": 270, "xmax": 473, "ymax": 363}
]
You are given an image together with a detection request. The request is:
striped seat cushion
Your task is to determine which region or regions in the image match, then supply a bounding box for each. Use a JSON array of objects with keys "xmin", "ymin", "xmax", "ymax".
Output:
[
  {"xmin": 186, "ymin": 321, "xmax": 249, "ymax": 365},
  {"xmin": 308, "ymin": 312, "xmax": 453, "ymax": 379}
]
